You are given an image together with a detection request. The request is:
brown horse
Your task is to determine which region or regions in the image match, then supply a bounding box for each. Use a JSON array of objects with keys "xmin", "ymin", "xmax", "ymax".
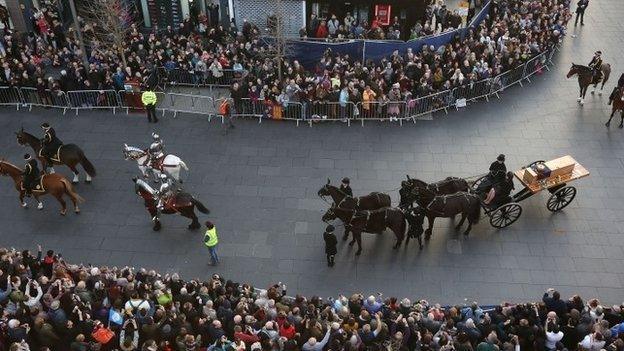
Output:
[
  {"xmin": 0, "ymin": 160, "xmax": 84, "ymax": 215},
  {"xmin": 566, "ymin": 63, "xmax": 611, "ymax": 105},
  {"xmin": 322, "ymin": 205, "xmax": 406, "ymax": 255},
  {"xmin": 605, "ymin": 88, "xmax": 624, "ymax": 128},
  {"xmin": 132, "ymin": 178, "xmax": 209, "ymax": 231},
  {"xmin": 15, "ymin": 128, "xmax": 96, "ymax": 183}
]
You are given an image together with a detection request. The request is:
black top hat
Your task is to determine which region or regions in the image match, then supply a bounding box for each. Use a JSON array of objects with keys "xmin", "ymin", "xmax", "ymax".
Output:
[
  {"xmin": 325, "ymin": 225, "xmax": 335, "ymax": 233},
  {"xmin": 341, "ymin": 177, "xmax": 350, "ymax": 184},
  {"xmin": 24, "ymin": 153, "xmax": 31, "ymax": 160},
  {"xmin": 41, "ymin": 122, "xmax": 50, "ymax": 129},
  {"xmin": 497, "ymin": 154, "xmax": 505, "ymax": 161}
]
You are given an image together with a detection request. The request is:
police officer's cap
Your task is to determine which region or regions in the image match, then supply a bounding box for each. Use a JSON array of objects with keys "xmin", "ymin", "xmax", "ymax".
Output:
[
  {"xmin": 24, "ymin": 153, "xmax": 31, "ymax": 160},
  {"xmin": 41, "ymin": 122, "xmax": 50, "ymax": 129},
  {"xmin": 497, "ymin": 154, "xmax": 505, "ymax": 162},
  {"xmin": 341, "ymin": 177, "xmax": 350, "ymax": 184},
  {"xmin": 325, "ymin": 225, "xmax": 335, "ymax": 233},
  {"xmin": 595, "ymin": 51, "xmax": 602, "ymax": 55}
]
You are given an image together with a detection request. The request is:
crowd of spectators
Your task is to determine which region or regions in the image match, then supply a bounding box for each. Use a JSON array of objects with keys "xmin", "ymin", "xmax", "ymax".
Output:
[
  {"xmin": 301, "ymin": 0, "xmax": 469, "ymax": 42},
  {"xmin": 2, "ymin": 245, "xmax": 624, "ymax": 351},
  {"xmin": 0, "ymin": 0, "xmax": 570, "ymax": 117}
]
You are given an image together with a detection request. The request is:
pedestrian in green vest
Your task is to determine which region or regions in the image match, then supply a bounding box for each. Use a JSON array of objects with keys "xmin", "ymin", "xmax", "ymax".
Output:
[
  {"xmin": 141, "ymin": 87, "xmax": 158, "ymax": 123},
  {"xmin": 204, "ymin": 221, "xmax": 219, "ymax": 265}
]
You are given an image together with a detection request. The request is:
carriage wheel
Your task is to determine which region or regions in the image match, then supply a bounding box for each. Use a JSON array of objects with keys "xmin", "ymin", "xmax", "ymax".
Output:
[
  {"xmin": 546, "ymin": 186, "xmax": 576, "ymax": 212},
  {"xmin": 471, "ymin": 175, "xmax": 489, "ymax": 192},
  {"xmin": 489, "ymin": 203, "xmax": 522, "ymax": 228}
]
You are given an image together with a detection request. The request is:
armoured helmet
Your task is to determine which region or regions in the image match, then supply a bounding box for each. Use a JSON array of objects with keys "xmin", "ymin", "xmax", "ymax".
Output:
[{"xmin": 152, "ymin": 132, "xmax": 160, "ymax": 140}]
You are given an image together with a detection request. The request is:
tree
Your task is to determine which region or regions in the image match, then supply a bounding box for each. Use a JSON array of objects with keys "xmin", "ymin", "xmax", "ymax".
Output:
[{"xmin": 78, "ymin": 0, "xmax": 139, "ymax": 68}]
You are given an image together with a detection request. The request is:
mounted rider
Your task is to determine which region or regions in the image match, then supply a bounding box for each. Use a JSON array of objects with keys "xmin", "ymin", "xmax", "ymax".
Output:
[
  {"xmin": 608, "ymin": 73, "xmax": 624, "ymax": 105},
  {"xmin": 22, "ymin": 153, "xmax": 40, "ymax": 197},
  {"xmin": 156, "ymin": 173, "xmax": 179, "ymax": 211},
  {"xmin": 588, "ymin": 51, "xmax": 603, "ymax": 81},
  {"xmin": 340, "ymin": 177, "xmax": 353, "ymax": 197},
  {"xmin": 147, "ymin": 132, "xmax": 165, "ymax": 169},
  {"xmin": 40, "ymin": 122, "xmax": 63, "ymax": 168}
]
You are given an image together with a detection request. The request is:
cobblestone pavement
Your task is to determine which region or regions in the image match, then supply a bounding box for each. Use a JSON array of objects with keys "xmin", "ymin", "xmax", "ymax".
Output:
[{"xmin": 1, "ymin": 1, "xmax": 624, "ymax": 304}]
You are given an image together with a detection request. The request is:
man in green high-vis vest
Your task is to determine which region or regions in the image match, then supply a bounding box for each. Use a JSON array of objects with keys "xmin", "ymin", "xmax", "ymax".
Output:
[{"xmin": 204, "ymin": 221, "xmax": 219, "ymax": 265}]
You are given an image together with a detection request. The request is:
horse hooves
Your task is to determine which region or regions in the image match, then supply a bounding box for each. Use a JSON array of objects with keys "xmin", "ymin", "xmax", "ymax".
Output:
[
  {"xmin": 419, "ymin": 245, "xmax": 424, "ymax": 250},
  {"xmin": 342, "ymin": 236, "xmax": 348, "ymax": 241},
  {"xmin": 348, "ymin": 241, "xmax": 355, "ymax": 247},
  {"xmin": 606, "ymin": 122, "xmax": 611, "ymax": 127},
  {"xmin": 60, "ymin": 211, "xmax": 66, "ymax": 216},
  {"xmin": 85, "ymin": 180, "xmax": 92, "ymax": 184},
  {"xmin": 153, "ymin": 225, "xmax": 161, "ymax": 231},
  {"xmin": 75, "ymin": 208, "xmax": 80, "ymax": 214},
  {"xmin": 72, "ymin": 180, "xmax": 79, "ymax": 184},
  {"xmin": 355, "ymin": 251, "xmax": 362, "ymax": 256},
  {"xmin": 463, "ymin": 231, "xmax": 470, "ymax": 236}
]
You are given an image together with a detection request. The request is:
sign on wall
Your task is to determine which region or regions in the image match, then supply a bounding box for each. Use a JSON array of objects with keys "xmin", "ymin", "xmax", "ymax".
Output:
[{"xmin": 374, "ymin": 4, "xmax": 391, "ymax": 26}]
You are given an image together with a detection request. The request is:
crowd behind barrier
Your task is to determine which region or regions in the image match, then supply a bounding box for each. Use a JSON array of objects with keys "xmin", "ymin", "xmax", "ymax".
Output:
[
  {"xmin": 0, "ymin": 46, "xmax": 555, "ymax": 126},
  {"xmin": 2, "ymin": 245, "xmax": 624, "ymax": 351}
]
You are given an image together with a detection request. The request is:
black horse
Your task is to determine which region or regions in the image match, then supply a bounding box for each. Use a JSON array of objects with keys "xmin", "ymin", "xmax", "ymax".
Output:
[
  {"xmin": 399, "ymin": 175, "xmax": 468, "ymax": 209},
  {"xmin": 413, "ymin": 187, "xmax": 481, "ymax": 238},
  {"xmin": 317, "ymin": 178, "xmax": 391, "ymax": 240},
  {"xmin": 322, "ymin": 205, "xmax": 406, "ymax": 256},
  {"xmin": 132, "ymin": 178, "xmax": 210, "ymax": 231},
  {"xmin": 16, "ymin": 128, "xmax": 96, "ymax": 183}
]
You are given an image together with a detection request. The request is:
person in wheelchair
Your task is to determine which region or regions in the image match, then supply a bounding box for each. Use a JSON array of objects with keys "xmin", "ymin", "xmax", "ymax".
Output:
[{"xmin": 483, "ymin": 171, "xmax": 515, "ymax": 208}]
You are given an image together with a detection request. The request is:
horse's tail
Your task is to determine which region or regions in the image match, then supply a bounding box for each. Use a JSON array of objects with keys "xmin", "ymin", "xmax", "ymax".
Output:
[
  {"xmin": 468, "ymin": 196, "xmax": 481, "ymax": 224},
  {"xmin": 179, "ymin": 160, "xmax": 189, "ymax": 171},
  {"xmin": 78, "ymin": 150, "xmax": 96, "ymax": 177},
  {"xmin": 191, "ymin": 197, "xmax": 210, "ymax": 214},
  {"xmin": 60, "ymin": 178, "xmax": 85, "ymax": 204}
]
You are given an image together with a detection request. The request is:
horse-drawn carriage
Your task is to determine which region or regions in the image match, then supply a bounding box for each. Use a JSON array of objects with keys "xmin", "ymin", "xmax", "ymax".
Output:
[{"xmin": 471, "ymin": 155, "xmax": 589, "ymax": 228}]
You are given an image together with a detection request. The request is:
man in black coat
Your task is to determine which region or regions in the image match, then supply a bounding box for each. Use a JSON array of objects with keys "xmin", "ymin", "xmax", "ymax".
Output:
[
  {"xmin": 323, "ymin": 225, "xmax": 337, "ymax": 267},
  {"xmin": 575, "ymin": 0, "xmax": 589, "ymax": 26},
  {"xmin": 340, "ymin": 177, "xmax": 353, "ymax": 197},
  {"xmin": 543, "ymin": 288, "xmax": 568, "ymax": 318},
  {"xmin": 608, "ymin": 73, "xmax": 624, "ymax": 105},
  {"xmin": 22, "ymin": 153, "xmax": 40, "ymax": 197},
  {"xmin": 40, "ymin": 122, "xmax": 63, "ymax": 169}
]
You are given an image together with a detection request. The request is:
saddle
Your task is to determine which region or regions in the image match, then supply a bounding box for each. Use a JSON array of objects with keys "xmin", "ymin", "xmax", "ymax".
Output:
[
  {"xmin": 162, "ymin": 192, "xmax": 192, "ymax": 211},
  {"xmin": 149, "ymin": 155, "xmax": 166, "ymax": 170},
  {"xmin": 38, "ymin": 145, "xmax": 63, "ymax": 162},
  {"xmin": 21, "ymin": 176, "xmax": 46, "ymax": 193}
]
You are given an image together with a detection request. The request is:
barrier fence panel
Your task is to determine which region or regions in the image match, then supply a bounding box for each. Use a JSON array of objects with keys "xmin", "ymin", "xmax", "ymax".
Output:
[
  {"xmin": 159, "ymin": 93, "xmax": 214, "ymax": 118},
  {"xmin": 0, "ymin": 86, "xmax": 23, "ymax": 109},
  {"xmin": 451, "ymin": 79, "xmax": 492, "ymax": 109},
  {"xmin": 405, "ymin": 90, "xmax": 455, "ymax": 121},
  {"xmin": 305, "ymin": 101, "xmax": 356, "ymax": 126},
  {"xmin": 355, "ymin": 100, "xmax": 406, "ymax": 126},
  {"xmin": 161, "ymin": 68, "xmax": 249, "ymax": 89},
  {"xmin": 19, "ymin": 87, "xmax": 70, "ymax": 113},
  {"xmin": 522, "ymin": 53, "xmax": 547, "ymax": 82},
  {"xmin": 488, "ymin": 64, "xmax": 525, "ymax": 97},
  {"xmin": 66, "ymin": 90, "xmax": 120, "ymax": 115}
]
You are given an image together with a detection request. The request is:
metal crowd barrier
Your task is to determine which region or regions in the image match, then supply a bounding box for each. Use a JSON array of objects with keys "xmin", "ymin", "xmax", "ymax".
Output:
[
  {"xmin": 0, "ymin": 46, "xmax": 561, "ymax": 126},
  {"xmin": 0, "ymin": 86, "xmax": 23, "ymax": 109},
  {"xmin": 522, "ymin": 52, "xmax": 547, "ymax": 82},
  {"xmin": 451, "ymin": 79, "xmax": 492, "ymax": 109},
  {"xmin": 162, "ymin": 68, "xmax": 248, "ymax": 89},
  {"xmin": 20, "ymin": 87, "xmax": 69, "ymax": 114},
  {"xmin": 66, "ymin": 90, "xmax": 120, "ymax": 115},
  {"xmin": 405, "ymin": 90, "xmax": 455, "ymax": 121}
]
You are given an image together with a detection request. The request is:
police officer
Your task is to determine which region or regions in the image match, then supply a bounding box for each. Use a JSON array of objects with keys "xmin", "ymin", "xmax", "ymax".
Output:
[
  {"xmin": 323, "ymin": 225, "xmax": 337, "ymax": 267},
  {"xmin": 575, "ymin": 0, "xmax": 589, "ymax": 26},
  {"xmin": 40, "ymin": 122, "xmax": 62, "ymax": 170},
  {"xmin": 608, "ymin": 73, "xmax": 624, "ymax": 105},
  {"xmin": 141, "ymin": 87, "xmax": 158, "ymax": 123},
  {"xmin": 340, "ymin": 177, "xmax": 353, "ymax": 197},
  {"xmin": 588, "ymin": 51, "xmax": 603, "ymax": 81},
  {"xmin": 22, "ymin": 153, "xmax": 40, "ymax": 197}
]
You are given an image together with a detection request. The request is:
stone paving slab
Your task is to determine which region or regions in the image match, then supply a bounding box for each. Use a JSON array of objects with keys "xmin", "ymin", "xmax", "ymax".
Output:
[{"xmin": 1, "ymin": 1, "xmax": 624, "ymax": 304}]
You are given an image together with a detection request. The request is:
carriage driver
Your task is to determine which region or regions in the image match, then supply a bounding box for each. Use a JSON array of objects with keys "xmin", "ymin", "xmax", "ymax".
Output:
[
  {"xmin": 477, "ymin": 154, "xmax": 507, "ymax": 194},
  {"xmin": 588, "ymin": 51, "xmax": 603, "ymax": 80},
  {"xmin": 484, "ymin": 171, "xmax": 515, "ymax": 207},
  {"xmin": 147, "ymin": 132, "xmax": 165, "ymax": 168},
  {"xmin": 22, "ymin": 153, "xmax": 40, "ymax": 197},
  {"xmin": 40, "ymin": 122, "xmax": 63, "ymax": 169}
]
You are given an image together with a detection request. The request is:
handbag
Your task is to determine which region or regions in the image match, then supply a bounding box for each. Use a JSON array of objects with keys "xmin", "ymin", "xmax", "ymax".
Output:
[{"xmin": 92, "ymin": 326, "xmax": 115, "ymax": 344}]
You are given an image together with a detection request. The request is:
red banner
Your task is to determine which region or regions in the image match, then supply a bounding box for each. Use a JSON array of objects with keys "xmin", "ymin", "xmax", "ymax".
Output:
[{"xmin": 374, "ymin": 4, "xmax": 392, "ymax": 26}]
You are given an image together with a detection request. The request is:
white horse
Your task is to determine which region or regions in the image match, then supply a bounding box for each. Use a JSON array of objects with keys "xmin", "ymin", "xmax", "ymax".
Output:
[{"xmin": 122, "ymin": 144, "xmax": 188, "ymax": 182}]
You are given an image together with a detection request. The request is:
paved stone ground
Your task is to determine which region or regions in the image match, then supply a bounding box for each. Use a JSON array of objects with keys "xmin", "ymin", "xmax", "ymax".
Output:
[{"xmin": 1, "ymin": 1, "xmax": 624, "ymax": 305}]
